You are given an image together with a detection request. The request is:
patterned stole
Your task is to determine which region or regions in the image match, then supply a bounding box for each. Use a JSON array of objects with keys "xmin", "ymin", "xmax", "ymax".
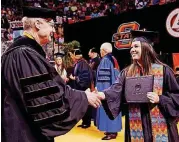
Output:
[{"xmin": 128, "ymin": 64, "xmax": 168, "ymax": 142}]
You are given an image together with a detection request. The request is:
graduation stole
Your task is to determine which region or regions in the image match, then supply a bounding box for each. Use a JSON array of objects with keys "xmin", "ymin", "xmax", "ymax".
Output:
[{"xmin": 128, "ymin": 64, "xmax": 168, "ymax": 142}]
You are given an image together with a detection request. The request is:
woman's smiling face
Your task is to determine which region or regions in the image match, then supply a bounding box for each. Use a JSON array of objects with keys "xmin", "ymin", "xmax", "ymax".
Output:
[{"xmin": 130, "ymin": 41, "xmax": 142, "ymax": 61}]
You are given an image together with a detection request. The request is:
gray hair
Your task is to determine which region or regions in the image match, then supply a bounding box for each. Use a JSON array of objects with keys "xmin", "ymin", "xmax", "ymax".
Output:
[
  {"xmin": 100, "ymin": 42, "xmax": 113, "ymax": 53},
  {"xmin": 22, "ymin": 17, "xmax": 43, "ymax": 30}
]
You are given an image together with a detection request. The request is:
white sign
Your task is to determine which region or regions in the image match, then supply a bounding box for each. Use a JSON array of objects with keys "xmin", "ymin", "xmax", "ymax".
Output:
[
  {"xmin": 166, "ymin": 8, "xmax": 179, "ymax": 38},
  {"xmin": 10, "ymin": 21, "xmax": 23, "ymax": 29}
]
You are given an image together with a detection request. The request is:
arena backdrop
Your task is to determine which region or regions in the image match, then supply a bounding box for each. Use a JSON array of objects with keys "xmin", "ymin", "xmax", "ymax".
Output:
[{"xmin": 64, "ymin": 2, "xmax": 179, "ymax": 69}]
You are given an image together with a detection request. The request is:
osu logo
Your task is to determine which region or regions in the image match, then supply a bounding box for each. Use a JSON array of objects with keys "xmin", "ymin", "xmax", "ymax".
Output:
[
  {"xmin": 112, "ymin": 22, "xmax": 140, "ymax": 49},
  {"xmin": 166, "ymin": 8, "xmax": 179, "ymax": 38}
]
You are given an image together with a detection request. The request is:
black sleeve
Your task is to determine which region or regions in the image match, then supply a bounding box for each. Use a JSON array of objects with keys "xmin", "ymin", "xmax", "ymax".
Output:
[
  {"xmin": 159, "ymin": 65, "xmax": 179, "ymax": 118},
  {"xmin": 3, "ymin": 47, "xmax": 88, "ymax": 140}
]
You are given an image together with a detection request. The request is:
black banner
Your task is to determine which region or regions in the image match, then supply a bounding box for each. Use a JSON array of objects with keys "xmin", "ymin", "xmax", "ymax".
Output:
[{"xmin": 64, "ymin": 2, "xmax": 179, "ymax": 69}]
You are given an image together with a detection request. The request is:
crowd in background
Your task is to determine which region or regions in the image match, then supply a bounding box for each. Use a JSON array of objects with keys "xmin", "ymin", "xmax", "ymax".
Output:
[
  {"xmin": 1, "ymin": 0, "xmax": 177, "ymax": 54},
  {"xmin": 2, "ymin": 0, "xmax": 177, "ymax": 25}
]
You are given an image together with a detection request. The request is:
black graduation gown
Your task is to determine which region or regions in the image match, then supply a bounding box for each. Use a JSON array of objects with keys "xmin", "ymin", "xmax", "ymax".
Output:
[
  {"xmin": 73, "ymin": 59, "xmax": 93, "ymax": 91},
  {"xmin": 73, "ymin": 59, "xmax": 94, "ymax": 126},
  {"xmin": 89, "ymin": 56, "xmax": 101, "ymax": 86},
  {"xmin": 102, "ymin": 66, "xmax": 179, "ymax": 142},
  {"xmin": 1, "ymin": 37, "xmax": 88, "ymax": 142},
  {"xmin": 66, "ymin": 66, "xmax": 75, "ymax": 88}
]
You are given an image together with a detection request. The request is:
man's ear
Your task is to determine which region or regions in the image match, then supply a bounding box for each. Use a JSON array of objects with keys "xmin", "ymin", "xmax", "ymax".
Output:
[{"xmin": 34, "ymin": 20, "xmax": 41, "ymax": 30}]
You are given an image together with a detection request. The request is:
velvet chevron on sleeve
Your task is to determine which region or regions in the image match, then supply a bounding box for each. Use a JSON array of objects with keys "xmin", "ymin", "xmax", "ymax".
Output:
[{"xmin": 2, "ymin": 37, "xmax": 88, "ymax": 142}]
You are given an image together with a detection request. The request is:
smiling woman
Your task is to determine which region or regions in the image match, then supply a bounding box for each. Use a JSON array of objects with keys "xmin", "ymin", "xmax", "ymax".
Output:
[
  {"xmin": 130, "ymin": 40, "xmax": 142, "ymax": 61},
  {"xmin": 95, "ymin": 30, "xmax": 179, "ymax": 142},
  {"xmin": 128, "ymin": 30, "xmax": 162, "ymax": 76}
]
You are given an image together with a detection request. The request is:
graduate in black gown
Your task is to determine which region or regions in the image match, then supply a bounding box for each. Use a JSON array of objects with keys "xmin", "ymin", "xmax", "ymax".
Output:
[
  {"xmin": 88, "ymin": 47, "xmax": 101, "ymax": 126},
  {"xmin": 88, "ymin": 47, "xmax": 101, "ymax": 84},
  {"xmin": 69, "ymin": 49, "xmax": 94, "ymax": 128},
  {"xmin": 1, "ymin": 7, "xmax": 103, "ymax": 142},
  {"xmin": 94, "ymin": 30, "xmax": 179, "ymax": 142}
]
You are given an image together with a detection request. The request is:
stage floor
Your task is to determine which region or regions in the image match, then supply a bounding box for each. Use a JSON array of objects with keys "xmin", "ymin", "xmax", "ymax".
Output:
[
  {"xmin": 55, "ymin": 117, "xmax": 179, "ymax": 142},
  {"xmin": 55, "ymin": 117, "xmax": 125, "ymax": 142}
]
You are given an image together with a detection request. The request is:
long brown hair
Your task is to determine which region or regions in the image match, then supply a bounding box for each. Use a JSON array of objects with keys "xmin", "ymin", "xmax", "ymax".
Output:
[
  {"xmin": 126, "ymin": 39, "xmax": 164, "ymax": 77},
  {"xmin": 55, "ymin": 57, "xmax": 66, "ymax": 76}
]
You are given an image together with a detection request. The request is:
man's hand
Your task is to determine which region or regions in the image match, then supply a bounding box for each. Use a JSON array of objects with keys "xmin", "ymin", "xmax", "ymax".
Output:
[
  {"xmin": 147, "ymin": 92, "xmax": 159, "ymax": 103},
  {"xmin": 85, "ymin": 88, "xmax": 105, "ymax": 108},
  {"xmin": 93, "ymin": 87, "xmax": 105, "ymax": 100}
]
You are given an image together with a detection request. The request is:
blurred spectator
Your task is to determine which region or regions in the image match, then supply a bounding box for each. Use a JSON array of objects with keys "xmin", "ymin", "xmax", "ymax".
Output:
[
  {"xmin": 91, "ymin": 7, "xmax": 100, "ymax": 18},
  {"xmin": 135, "ymin": 0, "xmax": 148, "ymax": 9},
  {"xmin": 54, "ymin": 52, "xmax": 68, "ymax": 82},
  {"xmin": 105, "ymin": 4, "xmax": 115, "ymax": 16},
  {"xmin": 34, "ymin": 1, "xmax": 40, "ymax": 7},
  {"xmin": 1, "ymin": 13, "xmax": 10, "ymax": 29}
]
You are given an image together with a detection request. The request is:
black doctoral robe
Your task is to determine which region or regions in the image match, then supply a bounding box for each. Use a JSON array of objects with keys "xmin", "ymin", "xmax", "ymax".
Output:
[
  {"xmin": 2, "ymin": 37, "xmax": 88, "ymax": 142},
  {"xmin": 102, "ymin": 66, "xmax": 179, "ymax": 142}
]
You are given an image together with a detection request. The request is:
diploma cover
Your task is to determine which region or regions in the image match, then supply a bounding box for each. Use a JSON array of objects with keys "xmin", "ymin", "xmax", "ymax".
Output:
[{"xmin": 125, "ymin": 75, "xmax": 154, "ymax": 103}]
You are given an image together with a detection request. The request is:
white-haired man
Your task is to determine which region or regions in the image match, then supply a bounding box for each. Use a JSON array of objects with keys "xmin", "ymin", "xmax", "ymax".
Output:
[
  {"xmin": 2, "ymin": 7, "xmax": 103, "ymax": 142},
  {"xmin": 95, "ymin": 42, "xmax": 122, "ymax": 140}
]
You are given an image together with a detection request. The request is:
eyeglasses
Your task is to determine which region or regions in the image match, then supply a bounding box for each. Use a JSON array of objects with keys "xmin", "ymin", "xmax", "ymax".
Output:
[
  {"xmin": 43, "ymin": 19, "xmax": 55, "ymax": 27},
  {"xmin": 48, "ymin": 21, "xmax": 55, "ymax": 27}
]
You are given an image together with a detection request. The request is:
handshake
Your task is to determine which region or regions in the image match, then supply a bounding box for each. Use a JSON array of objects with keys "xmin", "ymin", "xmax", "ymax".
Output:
[{"xmin": 85, "ymin": 88, "xmax": 106, "ymax": 108}]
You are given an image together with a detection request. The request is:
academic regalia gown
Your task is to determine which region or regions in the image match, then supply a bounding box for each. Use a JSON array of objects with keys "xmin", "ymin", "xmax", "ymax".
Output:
[
  {"xmin": 89, "ymin": 56, "xmax": 101, "ymax": 124},
  {"xmin": 66, "ymin": 66, "xmax": 75, "ymax": 88},
  {"xmin": 1, "ymin": 37, "xmax": 88, "ymax": 142},
  {"xmin": 102, "ymin": 66, "xmax": 179, "ymax": 142},
  {"xmin": 73, "ymin": 59, "xmax": 94, "ymax": 91},
  {"xmin": 73, "ymin": 59, "xmax": 94, "ymax": 126},
  {"xmin": 89, "ymin": 56, "xmax": 101, "ymax": 84},
  {"xmin": 96, "ymin": 54, "xmax": 122, "ymax": 132}
]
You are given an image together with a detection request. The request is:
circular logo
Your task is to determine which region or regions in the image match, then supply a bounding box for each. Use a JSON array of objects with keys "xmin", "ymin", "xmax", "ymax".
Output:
[
  {"xmin": 166, "ymin": 8, "xmax": 179, "ymax": 38},
  {"xmin": 135, "ymin": 83, "xmax": 141, "ymax": 92}
]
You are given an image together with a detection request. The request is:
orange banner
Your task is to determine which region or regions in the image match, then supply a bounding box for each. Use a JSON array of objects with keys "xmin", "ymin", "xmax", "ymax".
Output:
[{"xmin": 172, "ymin": 53, "xmax": 179, "ymax": 72}]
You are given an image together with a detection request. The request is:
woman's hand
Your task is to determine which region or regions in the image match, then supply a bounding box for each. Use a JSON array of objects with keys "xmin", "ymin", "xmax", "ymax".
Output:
[
  {"xmin": 147, "ymin": 92, "xmax": 159, "ymax": 103},
  {"xmin": 69, "ymin": 74, "xmax": 75, "ymax": 80},
  {"xmin": 64, "ymin": 77, "xmax": 69, "ymax": 82}
]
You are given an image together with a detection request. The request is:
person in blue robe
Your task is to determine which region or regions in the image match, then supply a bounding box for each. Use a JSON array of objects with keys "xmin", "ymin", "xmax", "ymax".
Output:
[{"xmin": 96, "ymin": 42, "xmax": 122, "ymax": 140}]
